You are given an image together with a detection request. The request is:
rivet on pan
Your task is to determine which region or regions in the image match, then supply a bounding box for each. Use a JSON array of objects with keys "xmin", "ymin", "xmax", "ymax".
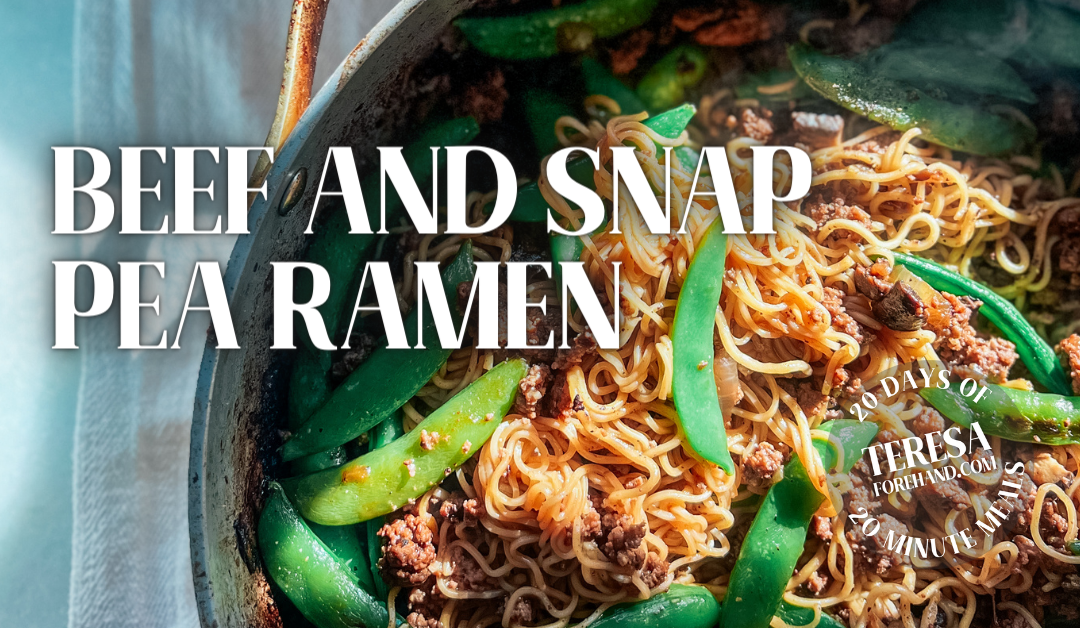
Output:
[{"xmin": 278, "ymin": 168, "xmax": 307, "ymax": 215}]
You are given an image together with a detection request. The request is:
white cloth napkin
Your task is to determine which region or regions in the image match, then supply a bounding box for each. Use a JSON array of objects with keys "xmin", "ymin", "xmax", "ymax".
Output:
[{"xmin": 69, "ymin": 2, "xmax": 397, "ymax": 627}]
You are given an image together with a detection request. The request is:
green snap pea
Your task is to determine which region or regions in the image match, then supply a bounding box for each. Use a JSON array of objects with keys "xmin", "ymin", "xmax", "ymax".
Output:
[
  {"xmin": 892, "ymin": 252, "xmax": 1072, "ymax": 396},
  {"xmin": 551, "ymin": 232, "xmax": 585, "ymax": 299},
  {"xmin": 281, "ymin": 242, "xmax": 476, "ymax": 462},
  {"xmin": 636, "ymin": 45, "xmax": 708, "ymax": 112},
  {"xmin": 298, "ymin": 116, "xmax": 480, "ymax": 343},
  {"xmin": 582, "ymin": 56, "xmax": 647, "ymax": 115},
  {"xmin": 281, "ymin": 358, "xmax": 528, "ymax": 526},
  {"xmin": 589, "ymin": 584, "xmax": 719, "ymax": 628},
  {"xmin": 671, "ymin": 220, "xmax": 733, "ymax": 474},
  {"xmin": 287, "ymin": 117, "xmax": 480, "ymax": 428},
  {"xmin": 363, "ymin": 413, "xmax": 405, "ymax": 601},
  {"xmin": 861, "ymin": 43, "xmax": 1035, "ymax": 104},
  {"xmin": 288, "ymin": 349, "xmax": 334, "ymax": 428},
  {"xmin": 719, "ymin": 419, "xmax": 879, "ymax": 628},
  {"xmin": 305, "ymin": 522, "xmax": 375, "ymax": 593},
  {"xmin": 921, "ymin": 383, "xmax": 1080, "ymax": 445},
  {"xmin": 788, "ymin": 43, "xmax": 1035, "ymax": 155},
  {"xmin": 525, "ymin": 88, "xmax": 577, "ymax": 157},
  {"xmin": 258, "ymin": 482, "xmax": 392, "ymax": 628},
  {"xmin": 775, "ymin": 601, "xmax": 847, "ymax": 628},
  {"xmin": 454, "ymin": 0, "xmax": 659, "ymax": 60},
  {"xmin": 291, "ymin": 446, "xmax": 348, "ymax": 476}
]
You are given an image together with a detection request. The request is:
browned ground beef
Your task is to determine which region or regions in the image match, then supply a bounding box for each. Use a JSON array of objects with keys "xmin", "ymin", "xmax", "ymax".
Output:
[
  {"xmin": 552, "ymin": 329, "xmax": 598, "ymax": 370},
  {"xmin": 791, "ymin": 112, "xmax": 844, "ymax": 150},
  {"xmin": 820, "ymin": 286, "xmax": 868, "ymax": 345},
  {"xmin": 405, "ymin": 580, "xmax": 444, "ymax": 628},
  {"xmin": 728, "ymin": 107, "xmax": 774, "ymax": 142},
  {"xmin": 777, "ymin": 377, "xmax": 831, "ymax": 419},
  {"xmin": 926, "ymin": 293, "xmax": 1018, "ymax": 383},
  {"xmin": 1057, "ymin": 333, "xmax": 1080, "ymax": 394},
  {"xmin": 378, "ymin": 514, "xmax": 437, "ymax": 587},
  {"xmin": 608, "ymin": 29, "xmax": 654, "ymax": 75},
  {"xmin": 580, "ymin": 502, "xmax": 669, "ymax": 593},
  {"xmin": 640, "ymin": 552, "xmax": 669, "ymax": 590},
  {"xmin": 451, "ymin": 68, "xmax": 507, "ymax": 124},
  {"xmin": 810, "ymin": 515, "xmax": 833, "ymax": 542},
  {"xmin": 672, "ymin": 0, "xmax": 776, "ymax": 47},
  {"xmin": 913, "ymin": 477, "xmax": 972, "ymax": 513},
  {"xmin": 801, "ymin": 187, "xmax": 872, "ymax": 234},
  {"xmin": 741, "ymin": 441, "xmax": 785, "ymax": 490},
  {"xmin": 845, "ymin": 460, "xmax": 911, "ymax": 577},
  {"xmin": 911, "ymin": 406, "xmax": 945, "ymax": 436},
  {"xmin": 513, "ymin": 363, "xmax": 551, "ymax": 419}
]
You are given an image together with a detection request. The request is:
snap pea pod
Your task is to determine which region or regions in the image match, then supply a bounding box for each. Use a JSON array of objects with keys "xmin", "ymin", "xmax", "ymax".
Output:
[
  {"xmin": 298, "ymin": 116, "xmax": 481, "ymax": 344},
  {"xmin": 551, "ymin": 233, "xmax": 585, "ymax": 299},
  {"xmin": 305, "ymin": 522, "xmax": 375, "ymax": 593},
  {"xmin": 282, "ymin": 358, "xmax": 527, "ymax": 526},
  {"xmin": 862, "ymin": 43, "xmax": 1036, "ymax": 104},
  {"xmin": 258, "ymin": 482, "xmax": 393, "ymax": 628},
  {"xmin": 509, "ymin": 104, "xmax": 696, "ymax": 223},
  {"xmin": 281, "ymin": 242, "xmax": 476, "ymax": 462},
  {"xmin": 363, "ymin": 413, "xmax": 405, "ymax": 601},
  {"xmin": 289, "ymin": 349, "xmax": 334, "ymax": 428},
  {"xmin": 671, "ymin": 220, "xmax": 734, "ymax": 474},
  {"xmin": 892, "ymin": 252, "xmax": 1072, "ymax": 396},
  {"xmin": 582, "ymin": 56, "xmax": 647, "ymax": 115},
  {"xmin": 454, "ymin": 0, "xmax": 659, "ymax": 60},
  {"xmin": 921, "ymin": 383, "xmax": 1080, "ymax": 445},
  {"xmin": 287, "ymin": 117, "xmax": 480, "ymax": 428},
  {"xmin": 636, "ymin": 45, "xmax": 708, "ymax": 112},
  {"xmin": 588, "ymin": 584, "xmax": 719, "ymax": 628},
  {"xmin": 775, "ymin": 601, "xmax": 847, "ymax": 628},
  {"xmin": 719, "ymin": 419, "xmax": 879, "ymax": 628},
  {"xmin": 525, "ymin": 88, "xmax": 577, "ymax": 158},
  {"xmin": 788, "ymin": 42, "xmax": 1034, "ymax": 156},
  {"xmin": 292, "ymin": 446, "xmax": 348, "ymax": 476},
  {"xmin": 675, "ymin": 146, "xmax": 700, "ymax": 173}
]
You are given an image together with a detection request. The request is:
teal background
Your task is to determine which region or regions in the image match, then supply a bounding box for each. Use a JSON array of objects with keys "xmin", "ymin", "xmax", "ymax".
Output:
[{"xmin": 0, "ymin": 2, "xmax": 80, "ymax": 627}]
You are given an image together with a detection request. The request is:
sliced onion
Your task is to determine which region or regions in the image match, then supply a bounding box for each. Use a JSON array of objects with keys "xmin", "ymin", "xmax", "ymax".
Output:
[{"xmin": 713, "ymin": 346, "xmax": 741, "ymax": 422}]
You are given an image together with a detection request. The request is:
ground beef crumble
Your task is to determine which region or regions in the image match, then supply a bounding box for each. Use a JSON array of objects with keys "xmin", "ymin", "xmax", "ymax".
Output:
[
  {"xmin": 791, "ymin": 112, "xmax": 844, "ymax": 150},
  {"xmin": 405, "ymin": 581, "xmax": 444, "ymax": 628},
  {"xmin": 845, "ymin": 459, "xmax": 911, "ymax": 577},
  {"xmin": 1057, "ymin": 333, "xmax": 1080, "ymax": 395},
  {"xmin": 820, "ymin": 286, "xmax": 868, "ymax": 345},
  {"xmin": 913, "ymin": 477, "xmax": 972, "ymax": 513},
  {"xmin": 926, "ymin": 293, "xmax": 1018, "ymax": 383},
  {"xmin": 726, "ymin": 106, "xmax": 774, "ymax": 142},
  {"xmin": 513, "ymin": 363, "xmax": 551, "ymax": 419},
  {"xmin": 810, "ymin": 515, "xmax": 833, "ymax": 542},
  {"xmin": 378, "ymin": 514, "xmax": 437, "ymax": 587},
  {"xmin": 608, "ymin": 29, "xmax": 654, "ymax": 75},
  {"xmin": 741, "ymin": 441, "xmax": 785, "ymax": 489},
  {"xmin": 801, "ymin": 187, "xmax": 871, "ymax": 238},
  {"xmin": 672, "ymin": 0, "xmax": 776, "ymax": 47},
  {"xmin": 911, "ymin": 406, "xmax": 945, "ymax": 437},
  {"xmin": 552, "ymin": 329, "xmax": 598, "ymax": 370},
  {"xmin": 451, "ymin": 68, "xmax": 507, "ymax": 124},
  {"xmin": 580, "ymin": 502, "xmax": 670, "ymax": 592}
]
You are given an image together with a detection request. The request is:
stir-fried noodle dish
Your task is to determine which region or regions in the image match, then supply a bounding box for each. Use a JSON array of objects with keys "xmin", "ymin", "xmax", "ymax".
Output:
[{"xmin": 259, "ymin": 2, "xmax": 1080, "ymax": 628}]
